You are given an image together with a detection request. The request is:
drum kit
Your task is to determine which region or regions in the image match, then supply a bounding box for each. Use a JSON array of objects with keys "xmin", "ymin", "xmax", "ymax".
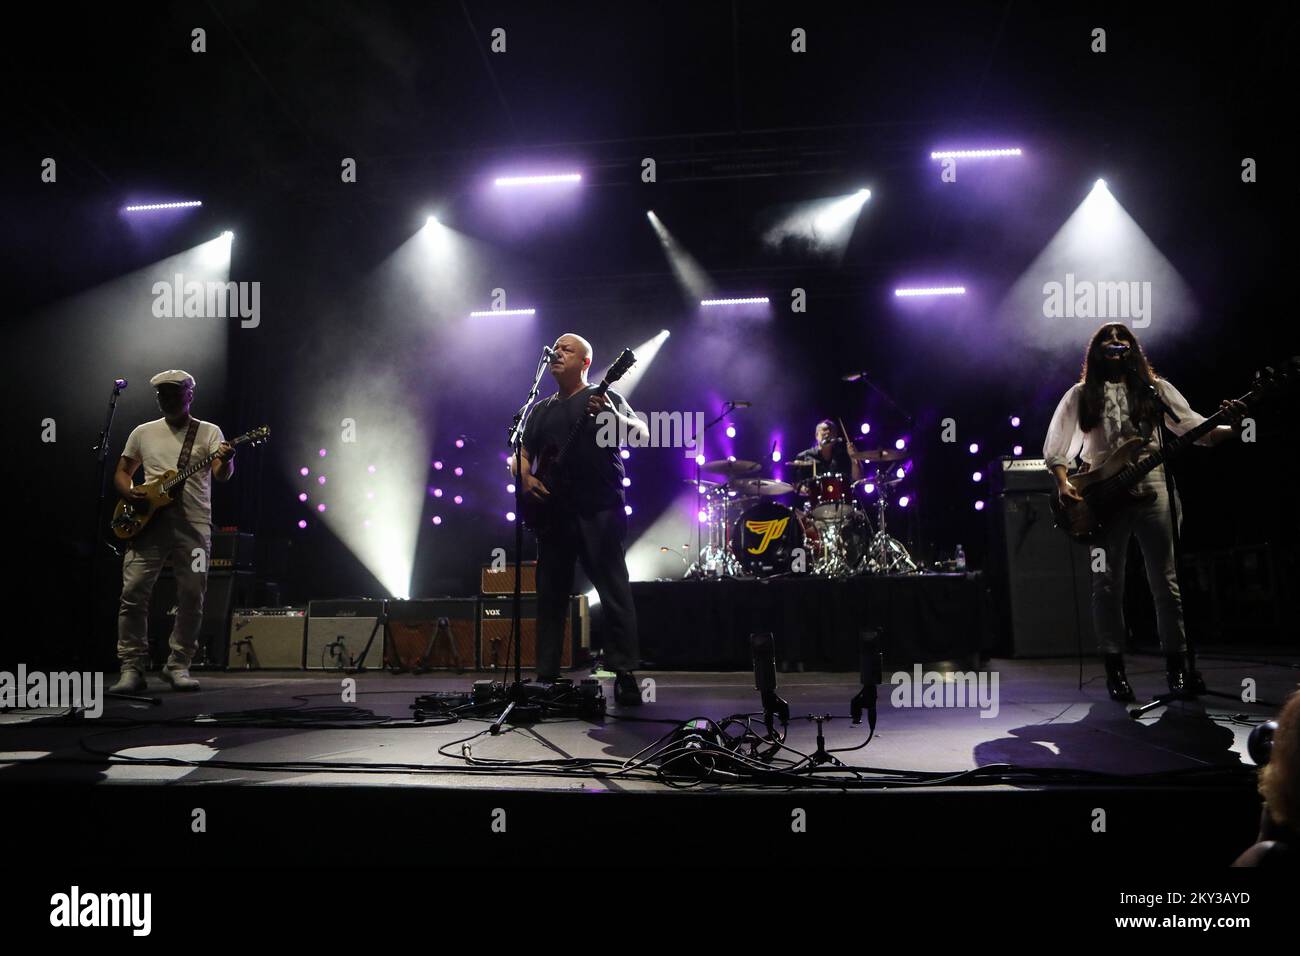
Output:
[{"xmin": 684, "ymin": 446, "xmax": 920, "ymax": 580}]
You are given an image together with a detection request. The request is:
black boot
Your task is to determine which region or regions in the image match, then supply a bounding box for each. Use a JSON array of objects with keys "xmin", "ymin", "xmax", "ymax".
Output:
[
  {"xmin": 1104, "ymin": 653, "xmax": 1135, "ymax": 702},
  {"xmin": 613, "ymin": 671, "xmax": 642, "ymax": 706},
  {"xmin": 1165, "ymin": 654, "xmax": 1188, "ymax": 697}
]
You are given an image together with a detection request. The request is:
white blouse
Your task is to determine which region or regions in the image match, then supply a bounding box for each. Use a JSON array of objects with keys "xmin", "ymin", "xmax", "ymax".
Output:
[{"xmin": 1042, "ymin": 378, "xmax": 1211, "ymax": 472}]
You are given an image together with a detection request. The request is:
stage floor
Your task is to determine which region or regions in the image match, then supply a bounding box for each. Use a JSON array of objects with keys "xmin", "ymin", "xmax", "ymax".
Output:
[{"xmin": 2, "ymin": 653, "xmax": 1289, "ymax": 790}]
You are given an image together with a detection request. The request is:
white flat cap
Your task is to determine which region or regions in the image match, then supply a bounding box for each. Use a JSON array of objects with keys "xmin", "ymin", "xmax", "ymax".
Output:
[{"xmin": 150, "ymin": 369, "xmax": 195, "ymax": 389}]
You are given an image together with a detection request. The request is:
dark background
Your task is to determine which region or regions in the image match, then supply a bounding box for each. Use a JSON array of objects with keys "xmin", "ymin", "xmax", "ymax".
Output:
[{"xmin": 5, "ymin": 2, "xmax": 1296, "ymax": 668}]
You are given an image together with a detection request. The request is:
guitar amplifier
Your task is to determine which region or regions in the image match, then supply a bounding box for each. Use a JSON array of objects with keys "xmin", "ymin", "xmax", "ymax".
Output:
[
  {"xmin": 385, "ymin": 598, "xmax": 479, "ymax": 671},
  {"xmin": 227, "ymin": 608, "xmax": 306, "ymax": 669},
  {"xmin": 147, "ymin": 570, "xmax": 255, "ymax": 670},
  {"xmin": 210, "ymin": 531, "xmax": 256, "ymax": 571},
  {"xmin": 305, "ymin": 599, "xmax": 385, "ymax": 671},
  {"xmin": 990, "ymin": 457, "xmax": 1055, "ymax": 494},
  {"xmin": 480, "ymin": 561, "xmax": 537, "ymax": 595},
  {"xmin": 479, "ymin": 595, "xmax": 589, "ymax": 671}
]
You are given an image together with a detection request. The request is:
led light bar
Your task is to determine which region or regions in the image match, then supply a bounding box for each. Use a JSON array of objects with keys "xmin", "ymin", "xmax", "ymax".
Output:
[
  {"xmin": 929, "ymin": 148, "xmax": 1022, "ymax": 159},
  {"xmin": 122, "ymin": 200, "xmax": 203, "ymax": 212},
  {"xmin": 700, "ymin": 297, "xmax": 770, "ymax": 306},
  {"xmin": 468, "ymin": 308, "xmax": 537, "ymax": 317},
  {"xmin": 894, "ymin": 287, "xmax": 966, "ymax": 297},
  {"xmin": 492, "ymin": 173, "xmax": 582, "ymax": 187}
]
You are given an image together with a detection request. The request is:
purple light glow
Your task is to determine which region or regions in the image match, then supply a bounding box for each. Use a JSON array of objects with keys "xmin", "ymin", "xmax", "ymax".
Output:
[
  {"xmin": 898, "ymin": 496, "xmax": 911, "ymax": 508},
  {"xmin": 297, "ymin": 493, "xmax": 307, "ymax": 502},
  {"xmin": 453, "ymin": 467, "xmax": 464, "ymax": 477},
  {"xmin": 864, "ymin": 483, "xmax": 875, "ymax": 494},
  {"xmin": 695, "ymin": 454, "xmax": 705, "ymax": 465},
  {"xmin": 506, "ymin": 512, "xmax": 516, "ymax": 522},
  {"xmin": 725, "ymin": 425, "xmax": 736, "ymax": 439},
  {"xmin": 929, "ymin": 148, "xmax": 1023, "ymax": 159},
  {"xmin": 700, "ymin": 296, "xmax": 770, "ymax": 306},
  {"xmin": 698, "ymin": 510, "xmax": 708, "ymax": 523},
  {"xmin": 318, "ymin": 449, "xmax": 327, "ymax": 458},
  {"xmin": 469, "ymin": 308, "xmax": 537, "ymax": 318},
  {"xmin": 620, "ymin": 449, "xmax": 630, "ymax": 460},
  {"xmin": 1013, "ymin": 445, "xmax": 1024, "ymax": 456},
  {"xmin": 367, "ymin": 464, "xmax": 376, "ymax": 474},
  {"xmin": 453, "ymin": 495, "xmax": 463, "ymax": 504},
  {"xmin": 972, "ymin": 471, "xmax": 983, "ymax": 482},
  {"xmin": 434, "ymin": 488, "xmax": 443, "ymax": 497},
  {"xmin": 894, "ymin": 439, "xmax": 906, "ymax": 450},
  {"xmin": 455, "ymin": 439, "xmax": 465, "ymax": 449},
  {"xmin": 771, "ymin": 449, "xmax": 781, "ymax": 463},
  {"xmin": 299, "ymin": 467, "xmax": 309, "ymax": 477},
  {"xmin": 317, "ymin": 476, "xmax": 327, "ymax": 485},
  {"xmin": 316, "ymin": 504, "xmax": 326, "ymax": 513},
  {"xmin": 433, "ymin": 461, "xmax": 444, "ymax": 470},
  {"xmin": 622, "ymin": 477, "xmax": 631, "ymax": 488},
  {"xmin": 895, "ymin": 467, "xmax": 905, "ymax": 479},
  {"xmin": 894, "ymin": 286, "xmax": 966, "ymax": 297},
  {"xmin": 507, "ymin": 483, "xmax": 516, "ymax": 494},
  {"xmin": 860, "ymin": 423, "xmax": 871, "ymax": 435},
  {"xmin": 1010, "ymin": 416, "xmax": 1021, "ymax": 428},
  {"xmin": 494, "ymin": 172, "xmax": 582, "ymax": 187},
  {"xmin": 624, "ymin": 505, "xmax": 633, "ymax": 516},
  {"xmin": 297, "ymin": 519, "xmax": 307, "ymax": 529},
  {"xmin": 432, "ymin": 516, "xmax": 442, "ymax": 525},
  {"xmin": 974, "ymin": 500, "xmax": 986, "ymax": 511},
  {"xmin": 968, "ymin": 443, "xmax": 979, "ymax": 454}
]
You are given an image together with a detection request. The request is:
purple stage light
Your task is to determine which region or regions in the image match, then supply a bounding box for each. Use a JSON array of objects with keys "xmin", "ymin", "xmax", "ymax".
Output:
[
  {"xmin": 894, "ymin": 438, "xmax": 906, "ymax": 450},
  {"xmin": 455, "ymin": 439, "xmax": 465, "ymax": 449},
  {"xmin": 366, "ymin": 492, "xmax": 374, "ymax": 500},
  {"xmin": 1010, "ymin": 416, "xmax": 1021, "ymax": 428},
  {"xmin": 700, "ymin": 297, "xmax": 770, "ymax": 306},
  {"xmin": 972, "ymin": 471, "xmax": 983, "ymax": 482},
  {"xmin": 771, "ymin": 449, "xmax": 781, "ymax": 463},
  {"xmin": 894, "ymin": 286, "xmax": 966, "ymax": 297},
  {"xmin": 929, "ymin": 148, "xmax": 1023, "ymax": 159},
  {"xmin": 506, "ymin": 512, "xmax": 516, "ymax": 522},
  {"xmin": 898, "ymin": 496, "xmax": 910, "ymax": 508},
  {"xmin": 896, "ymin": 467, "xmax": 905, "ymax": 480},
  {"xmin": 122, "ymin": 200, "xmax": 203, "ymax": 212},
  {"xmin": 968, "ymin": 443, "xmax": 979, "ymax": 454},
  {"xmin": 297, "ymin": 520, "xmax": 307, "ymax": 529},
  {"xmin": 297, "ymin": 493, "xmax": 308, "ymax": 502},
  {"xmin": 494, "ymin": 173, "xmax": 582, "ymax": 187},
  {"xmin": 726, "ymin": 425, "xmax": 736, "ymax": 439},
  {"xmin": 695, "ymin": 454, "xmax": 706, "ymax": 465},
  {"xmin": 318, "ymin": 448, "xmax": 327, "ymax": 457},
  {"xmin": 507, "ymin": 483, "xmax": 516, "ymax": 494},
  {"xmin": 974, "ymin": 500, "xmax": 985, "ymax": 511},
  {"xmin": 317, "ymin": 476, "xmax": 327, "ymax": 485},
  {"xmin": 317, "ymin": 503, "xmax": 326, "ymax": 513},
  {"xmin": 622, "ymin": 477, "xmax": 631, "ymax": 488},
  {"xmin": 453, "ymin": 495, "xmax": 463, "ymax": 505},
  {"xmin": 469, "ymin": 308, "xmax": 537, "ymax": 317},
  {"xmin": 433, "ymin": 488, "xmax": 443, "ymax": 498},
  {"xmin": 367, "ymin": 465, "xmax": 376, "ymax": 474},
  {"xmin": 860, "ymin": 423, "xmax": 871, "ymax": 435},
  {"xmin": 433, "ymin": 461, "xmax": 443, "ymax": 470},
  {"xmin": 453, "ymin": 467, "xmax": 464, "ymax": 477},
  {"xmin": 864, "ymin": 483, "xmax": 875, "ymax": 494},
  {"xmin": 624, "ymin": 505, "xmax": 633, "ymax": 516},
  {"xmin": 1013, "ymin": 444, "xmax": 1024, "ymax": 456},
  {"xmin": 432, "ymin": 516, "xmax": 442, "ymax": 525},
  {"xmin": 620, "ymin": 449, "xmax": 631, "ymax": 460},
  {"xmin": 698, "ymin": 510, "xmax": 708, "ymax": 523},
  {"xmin": 299, "ymin": 467, "xmax": 309, "ymax": 477}
]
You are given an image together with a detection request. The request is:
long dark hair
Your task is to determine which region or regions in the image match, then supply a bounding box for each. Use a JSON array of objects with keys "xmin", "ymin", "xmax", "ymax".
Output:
[{"xmin": 1077, "ymin": 323, "xmax": 1160, "ymax": 432}]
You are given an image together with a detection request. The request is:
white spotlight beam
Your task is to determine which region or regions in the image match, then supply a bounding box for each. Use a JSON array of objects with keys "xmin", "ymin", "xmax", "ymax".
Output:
[{"xmin": 646, "ymin": 211, "xmax": 717, "ymax": 300}]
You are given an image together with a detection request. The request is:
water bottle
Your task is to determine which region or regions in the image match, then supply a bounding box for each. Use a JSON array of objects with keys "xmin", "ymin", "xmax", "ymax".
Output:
[{"xmin": 954, "ymin": 544, "xmax": 966, "ymax": 571}]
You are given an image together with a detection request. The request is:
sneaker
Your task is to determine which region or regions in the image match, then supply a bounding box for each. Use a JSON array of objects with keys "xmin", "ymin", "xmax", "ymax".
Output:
[
  {"xmin": 160, "ymin": 667, "xmax": 201, "ymax": 691},
  {"xmin": 108, "ymin": 669, "xmax": 146, "ymax": 694},
  {"xmin": 613, "ymin": 671, "xmax": 642, "ymax": 706}
]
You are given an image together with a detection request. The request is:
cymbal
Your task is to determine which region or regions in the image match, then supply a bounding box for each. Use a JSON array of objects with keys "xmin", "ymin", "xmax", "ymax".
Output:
[
  {"xmin": 853, "ymin": 476, "xmax": 902, "ymax": 490},
  {"xmin": 684, "ymin": 478, "xmax": 722, "ymax": 490},
  {"xmin": 848, "ymin": 447, "xmax": 907, "ymax": 462},
  {"xmin": 700, "ymin": 459, "xmax": 761, "ymax": 478},
  {"xmin": 730, "ymin": 478, "xmax": 795, "ymax": 497},
  {"xmin": 783, "ymin": 459, "xmax": 817, "ymax": 468}
]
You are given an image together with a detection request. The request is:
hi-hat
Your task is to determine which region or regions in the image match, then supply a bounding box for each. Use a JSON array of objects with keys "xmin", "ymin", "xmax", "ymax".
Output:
[{"xmin": 730, "ymin": 478, "xmax": 795, "ymax": 496}]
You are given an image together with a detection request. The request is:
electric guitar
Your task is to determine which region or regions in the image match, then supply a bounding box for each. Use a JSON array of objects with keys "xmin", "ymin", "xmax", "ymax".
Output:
[
  {"xmin": 1050, "ymin": 361, "xmax": 1296, "ymax": 542},
  {"xmin": 110, "ymin": 425, "xmax": 271, "ymax": 540},
  {"xmin": 519, "ymin": 349, "xmax": 637, "ymax": 532}
]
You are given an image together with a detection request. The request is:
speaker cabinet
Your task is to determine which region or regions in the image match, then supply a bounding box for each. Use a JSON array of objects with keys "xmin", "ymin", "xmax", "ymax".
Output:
[
  {"xmin": 385, "ymin": 598, "xmax": 479, "ymax": 671},
  {"xmin": 305, "ymin": 599, "xmax": 384, "ymax": 670},
  {"xmin": 479, "ymin": 595, "xmax": 589, "ymax": 671},
  {"xmin": 227, "ymin": 608, "xmax": 306, "ymax": 669},
  {"xmin": 989, "ymin": 492, "xmax": 1093, "ymax": 657}
]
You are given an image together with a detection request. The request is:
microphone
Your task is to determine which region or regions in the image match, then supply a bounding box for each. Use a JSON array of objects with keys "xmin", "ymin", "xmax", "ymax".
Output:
[
  {"xmin": 113, "ymin": 379, "xmax": 128, "ymax": 390},
  {"xmin": 842, "ymin": 370, "xmax": 870, "ymax": 382},
  {"xmin": 727, "ymin": 401, "xmax": 752, "ymax": 408},
  {"xmin": 1102, "ymin": 343, "xmax": 1129, "ymax": 356},
  {"xmin": 850, "ymin": 628, "xmax": 883, "ymax": 729},
  {"xmin": 542, "ymin": 346, "xmax": 560, "ymax": 362},
  {"xmin": 750, "ymin": 632, "xmax": 789, "ymax": 732}
]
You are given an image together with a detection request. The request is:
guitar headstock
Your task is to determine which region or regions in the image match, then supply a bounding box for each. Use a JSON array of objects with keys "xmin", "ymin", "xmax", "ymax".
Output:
[
  {"xmin": 237, "ymin": 425, "xmax": 272, "ymax": 447},
  {"xmin": 601, "ymin": 349, "xmax": 637, "ymax": 387},
  {"xmin": 1248, "ymin": 358, "xmax": 1300, "ymax": 405}
]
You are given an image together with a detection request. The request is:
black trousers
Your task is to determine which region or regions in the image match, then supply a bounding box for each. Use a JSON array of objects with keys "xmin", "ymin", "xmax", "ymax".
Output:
[{"xmin": 535, "ymin": 505, "xmax": 640, "ymax": 678}]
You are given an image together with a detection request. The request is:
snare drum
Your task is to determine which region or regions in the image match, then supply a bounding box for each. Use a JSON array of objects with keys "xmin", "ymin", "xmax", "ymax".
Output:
[
  {"xmin": 731, "ymin": 501, "xmax": 806, "ymax": 576},
  {"xmin": 800, "ymin": 473, "xmax": 851, "ymax": 520}
]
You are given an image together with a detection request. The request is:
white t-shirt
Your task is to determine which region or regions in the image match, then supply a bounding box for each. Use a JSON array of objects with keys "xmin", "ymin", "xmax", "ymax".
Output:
[{"xmin": 122, "ymin": 417, "xmax": 225, "ymax": 530}]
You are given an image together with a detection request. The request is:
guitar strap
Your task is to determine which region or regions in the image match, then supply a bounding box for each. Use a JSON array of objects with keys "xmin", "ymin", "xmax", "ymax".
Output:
[{"xmin": 171, "ymin": 419, "xmax": 202, "ymax": 501}]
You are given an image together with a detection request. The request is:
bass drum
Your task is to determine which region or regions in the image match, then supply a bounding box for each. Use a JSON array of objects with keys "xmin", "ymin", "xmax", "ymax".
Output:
[{"xmin": 731, "ymin": 501, "xmax": 807, "ymax": 576}]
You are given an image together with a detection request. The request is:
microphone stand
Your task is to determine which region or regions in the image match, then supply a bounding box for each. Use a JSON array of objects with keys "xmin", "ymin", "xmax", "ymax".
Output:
[
  {"xmin": 89, "ymin": 381, "xmax": 125, "ymax": 672},
  {"xmin": 1129, "ymin": 386, "xmax": 1233, "ymax": 718},
  {"xmin": 687, "ymin": 401, "xmax": 742, "ymax": 579}
]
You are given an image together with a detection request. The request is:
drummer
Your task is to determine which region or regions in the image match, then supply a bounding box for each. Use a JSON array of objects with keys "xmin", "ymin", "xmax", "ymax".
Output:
[{"xmin": 793, "ymin": 419, "xmax": 862, "ymax": 482}]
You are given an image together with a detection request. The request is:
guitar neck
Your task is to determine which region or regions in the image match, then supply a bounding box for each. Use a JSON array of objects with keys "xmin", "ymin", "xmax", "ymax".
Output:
[
  {"xmin": 551, "ymin": 382, "xmax": 613, "ymax": 469},
  {"xmin": 163, "ymin": 434, "xmax": 249, "ymax": 490}
]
